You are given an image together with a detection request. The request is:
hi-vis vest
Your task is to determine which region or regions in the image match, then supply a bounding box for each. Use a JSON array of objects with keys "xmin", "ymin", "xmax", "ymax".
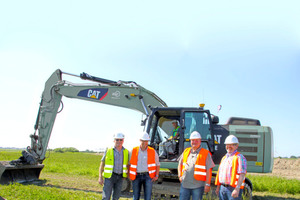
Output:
[
  {"xmin": 103, "ymin": 148, "xmax": 129, "ymax": 178},
  {"xmin": 180, "ymin": 147, "xmax": 210, "ymax": 181},
  {"xmin": 129, "ymin": 146, "xmax": 156, "ymax": 180},
  {"xmin": 215, "ymin": 152, "xmax": 246, "ymax": 189},
  {"xmin": 173, "ymin": 126, "xmax": 180, "ymax": 137}
]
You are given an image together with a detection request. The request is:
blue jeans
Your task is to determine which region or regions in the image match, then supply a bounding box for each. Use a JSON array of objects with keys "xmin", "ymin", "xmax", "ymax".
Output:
[
  {"xmin": 219, "ymin": 185, "xmax": 243, "ymax": 200},
  {"xmin": 132, "ymin": 173, "xmax": 153, "ymax": 200},
  {"xmin": 102, "ymin": 173, "xmax": 123, "ymax": 200},
  {"xmin": 179, "ymin": 185, "xmax": 204, "ymax": 200}
]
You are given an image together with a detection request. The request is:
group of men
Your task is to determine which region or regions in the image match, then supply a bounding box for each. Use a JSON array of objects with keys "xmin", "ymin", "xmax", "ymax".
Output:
[{"xmin": 99, "ymin": 128, "xmax": 247, "ymax": 200}]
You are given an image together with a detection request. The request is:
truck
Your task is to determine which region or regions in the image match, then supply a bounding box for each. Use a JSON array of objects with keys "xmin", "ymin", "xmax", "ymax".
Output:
[{"xmin": 0, "ymin": 69, "xmax": 274, "ymax": 199}]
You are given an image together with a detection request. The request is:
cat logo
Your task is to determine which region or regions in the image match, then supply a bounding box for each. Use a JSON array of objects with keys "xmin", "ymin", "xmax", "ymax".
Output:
[
  {"xmin": 77, "ymin": 88, "xmax": 108, "ymax": 100},
  {"xmin": 214, "ymin": 135, "xmax": 222, "ymax": 144},
  {"xmin": 206, "ymin": 134, "xmax": 222, "ymax": 145},
  {"xmin": 206, "ymin": 134, "xmax": 222, "ymax": 151}
]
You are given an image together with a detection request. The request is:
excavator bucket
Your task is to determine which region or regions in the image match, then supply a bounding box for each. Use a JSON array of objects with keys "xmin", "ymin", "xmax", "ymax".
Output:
[{"xmin": 0, "ymin": 161, "xmax": 44, "ymax": 184}]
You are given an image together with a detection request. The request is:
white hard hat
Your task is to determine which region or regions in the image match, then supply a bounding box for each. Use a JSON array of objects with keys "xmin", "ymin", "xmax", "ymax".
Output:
[
  {"xmin": 140, "ymin": 132, "xmax": 150, "ymax": 141},
  {"xmin": 171, "ymin": 120, "xmax": 178, "ymax": 124},
  {"xmin": 190, "ymin": 131, "xmax": 202, "ymax": 139},
  {"xmin": 113, "ymin": 133, "xmax": 125, "ymax": 139},
  {"xmin": 224, "ymin": 135, "xmax": 239, "ymax": 144}
]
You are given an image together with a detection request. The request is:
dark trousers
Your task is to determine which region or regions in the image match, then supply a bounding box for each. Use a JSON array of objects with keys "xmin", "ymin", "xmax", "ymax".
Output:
[
  {"xmin": 102, "ymin": 173, "xmax": 123, "ymax": 200},
  {"xmin": 132, "ymin": 173, "xmax": 153, "ymax": 200}
]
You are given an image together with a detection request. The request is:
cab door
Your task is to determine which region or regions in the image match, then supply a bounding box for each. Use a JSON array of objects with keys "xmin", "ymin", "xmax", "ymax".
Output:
[{"xmin": 180, "ymin": 110, "xmax": 215, "ymax": 154}]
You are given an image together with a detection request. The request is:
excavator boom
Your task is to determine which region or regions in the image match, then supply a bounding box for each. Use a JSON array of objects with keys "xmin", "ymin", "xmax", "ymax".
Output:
[{"xmin": 0, "ymin": 69, "xmax": 167, "ymax": 184}]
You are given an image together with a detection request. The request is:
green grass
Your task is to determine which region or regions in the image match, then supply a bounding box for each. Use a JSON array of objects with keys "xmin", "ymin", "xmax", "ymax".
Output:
[
  {"xmin": 43, "ymin": 151, "xmax": 102, "ymax": 177},
  {"xmin": 0, "ymin": 183, "xmax": 102, "ymax": 200},
  {"xmin": 248, "ymin": 174, "xmax": 300, "ymax": 195},
  {"xmin": 0, "ymin": 149, "xmax": 22, "ymax": 160},
  {"xmin": 0, "ymin": 150, "xmax": 102, "ymax": 177}
]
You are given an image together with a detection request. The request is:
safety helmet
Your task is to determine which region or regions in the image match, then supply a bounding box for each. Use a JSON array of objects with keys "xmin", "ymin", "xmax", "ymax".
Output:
[
  {"xmin": 113, "ymin": 133, "xmax": 125, "ymax": 139},
  {"xmin": 140, "ymin": 132, "xmax": 150, "ymax": 141},
  {"xmin": 171, "ymin": 120, "xmax": 178, "ymax": 124},
  {"xmin": 224, "ymin": 135, "xmax": 239, "ymax": 144},
  {"xmin": 190, "ymin": 131, "xmax": 202, "ymax": 139}
]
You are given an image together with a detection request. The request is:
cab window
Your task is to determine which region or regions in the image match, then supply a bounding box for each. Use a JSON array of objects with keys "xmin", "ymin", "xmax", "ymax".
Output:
[
  {"xmin": 183, "ymin": 112, "xmax": 211, "ymax": 150},
  {"xmin": 149, "ymin": 116, "xmax": 175, "ymax": 143}
]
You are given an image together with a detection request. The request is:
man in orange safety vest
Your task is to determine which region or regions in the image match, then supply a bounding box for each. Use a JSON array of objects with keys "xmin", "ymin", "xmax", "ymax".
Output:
[
  {"xmin": 129, "ymin": 132, "xmax": 160, "ymax": 200},
  {"xmin": 215, "ymin": 135, "xmax": 247, "ymax": 200},
  {"xmin": 177, "ymin": 131, "xmax": 215, "ymax": 200}
]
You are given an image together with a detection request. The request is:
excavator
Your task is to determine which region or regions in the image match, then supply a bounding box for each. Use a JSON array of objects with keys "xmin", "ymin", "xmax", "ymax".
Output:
[{"xmin": 0, "ymin": 69, "xmax": 274, "ymax": 199}]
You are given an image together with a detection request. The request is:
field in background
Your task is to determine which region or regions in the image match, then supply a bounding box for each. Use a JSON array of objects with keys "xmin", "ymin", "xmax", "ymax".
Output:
[{"xmin": 0, "ymin": 150, "xmax": 299, "ymax": 199}]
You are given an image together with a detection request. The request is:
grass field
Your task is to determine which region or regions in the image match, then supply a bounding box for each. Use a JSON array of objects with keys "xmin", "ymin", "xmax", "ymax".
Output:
[{"xmin": 0, "ymin": 150, "xmax": 300, "ymax": 200}]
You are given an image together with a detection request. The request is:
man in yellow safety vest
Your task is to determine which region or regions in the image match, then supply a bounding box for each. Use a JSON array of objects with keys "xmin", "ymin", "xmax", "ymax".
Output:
[
  {"xmin": 159, "ymin": 120, "xmax": 180, "ymax": 159},
  {"xmin": 98, "ymin": 133, "xmax": 129, "ymax": 200}
]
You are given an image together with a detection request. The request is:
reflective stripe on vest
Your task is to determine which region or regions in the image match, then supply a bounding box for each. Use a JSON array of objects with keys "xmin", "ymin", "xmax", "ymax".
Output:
[
  {"xmin": 103, "ymin": 148, "xmax": 129, "ymax": 178},
  {"xmin": 215, "ymin": 152, "xmax": 246, "ymax": 189},
  {"xmin": 181, "ymin": 147, "xmax": 210, "ymax": 181},
  {"xmin": 129, "ymin": 146, "xmax": 156, "ymax": 180}
]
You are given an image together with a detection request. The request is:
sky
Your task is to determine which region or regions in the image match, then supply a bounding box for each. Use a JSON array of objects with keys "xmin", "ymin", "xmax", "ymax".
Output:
[{"xmin": 0, "ymin": 1, "xmax": 299, "ymax": 157}]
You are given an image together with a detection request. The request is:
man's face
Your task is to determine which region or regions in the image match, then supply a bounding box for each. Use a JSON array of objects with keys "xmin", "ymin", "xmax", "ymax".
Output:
[
  {"xmin": 172, "ymin": 122, "xmax": 177, "ymax": 128},
  {"xmin": 226, "ymin": 143, "xmax": 238, "ymax": 154},
  {"xmin": 140, "ymin": 140, "xmax": 148, "ymax": 150},
  {"xmin": 114, "ymin": 138, "xmax": 124, "ymax": 148},
  {"xmin": 190, "ymin": 138, "xmax": 201, "ymax": 150}
]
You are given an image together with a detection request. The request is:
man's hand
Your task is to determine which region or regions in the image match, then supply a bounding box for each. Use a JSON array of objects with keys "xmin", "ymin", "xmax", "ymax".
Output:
[
  {"xmin": 98, "ymin": 176, "xmax": 104, "ymax": 185},
  {"xmin": 152, "ymin": 176, "xmax": 159, "ymax": 182},
  {"xmin": 204, "ymin": 185, "xmax": 211, "ymax": 193},
  {"xmin": 178, "ymin": 176, "xmax": 183, "ymax": 182},
  {"xmin": 232, "ymin": 188, "xmax": 240, "ymax": 198}
]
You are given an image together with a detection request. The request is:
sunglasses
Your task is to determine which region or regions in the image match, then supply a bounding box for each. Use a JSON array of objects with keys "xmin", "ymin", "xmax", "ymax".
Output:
[{"xmin": 115, "ymin": 139, "xmax": 123, "ymax": 141}]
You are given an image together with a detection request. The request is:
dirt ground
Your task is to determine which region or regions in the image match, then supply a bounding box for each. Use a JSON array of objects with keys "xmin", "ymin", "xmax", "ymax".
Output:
[
  {"xmin": 249, "ymin": 158, "xmax": 300, "ymax": 180},
  {"xmin": 270, "ymin": 158, "xmax": 300, "ymax": 180}
]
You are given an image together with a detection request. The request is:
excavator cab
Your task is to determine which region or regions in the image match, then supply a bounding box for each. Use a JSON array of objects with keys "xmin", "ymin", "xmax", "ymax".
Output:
[{"xmin": 147, "ymin": 106, "xmax": 215, "ymax": 171}]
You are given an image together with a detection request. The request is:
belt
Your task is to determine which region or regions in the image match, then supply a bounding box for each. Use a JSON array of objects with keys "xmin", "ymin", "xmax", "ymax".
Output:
[
  {"xmin": 136, "ymin": 172, "xmax": 148, "ymax": 175},
  {"xmin": 113, "ymin": 172, "xmax": 122, "ymax": 176},
  {"xmin": 221, "ymin": 184, "xmax": 231, "ymax": 187}
]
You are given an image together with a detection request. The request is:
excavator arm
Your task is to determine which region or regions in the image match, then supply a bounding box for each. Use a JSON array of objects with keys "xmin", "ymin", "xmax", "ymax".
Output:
[
  {"xmin": 0, "ymin": 69, "xmax": 167, "ymax": 183},
  {"xmin": 31, "ymin": 69, "xmax": 166, "ymax": 162}
]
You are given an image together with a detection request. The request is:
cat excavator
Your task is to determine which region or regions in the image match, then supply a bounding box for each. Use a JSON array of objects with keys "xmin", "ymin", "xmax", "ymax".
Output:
[{"xmin": 0, "ymin": 69, "xmax": 274, "ymax": 199}]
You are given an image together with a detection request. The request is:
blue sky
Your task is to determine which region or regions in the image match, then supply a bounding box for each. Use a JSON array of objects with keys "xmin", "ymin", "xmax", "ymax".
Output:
[{"xmin": 0, "ymin": 1, "xmax": 299, "ymax": 157}]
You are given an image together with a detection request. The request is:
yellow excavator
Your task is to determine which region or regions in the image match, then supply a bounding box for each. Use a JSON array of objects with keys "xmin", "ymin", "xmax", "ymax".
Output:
[{"xmin": 0, "ymin": 69, "xmax": 273, "ymax": 198}]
